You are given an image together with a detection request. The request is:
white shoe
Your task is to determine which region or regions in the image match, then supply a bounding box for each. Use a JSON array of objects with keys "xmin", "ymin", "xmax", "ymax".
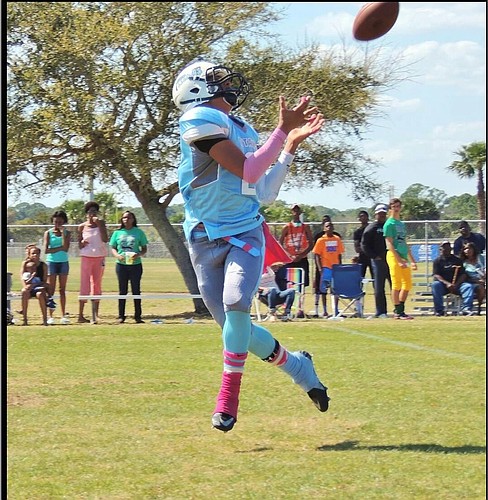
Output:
[
  {"xmin": 47, "ymin": 318, "xmax": 55, "ymax": 325},
  {"xmin": 376, "ymin": 314, "xmax": 388, "ymax": 319},
  {"xmin": 328, "ymin": 315, "xmax": 344, "ymax": 321},
  {"xmin": 267, "ymin": 313, "xmax": 277, "ymax": 322},
  {"xmin": 60, "ymin": 317, "xmax": 70, "ymax": 324}
]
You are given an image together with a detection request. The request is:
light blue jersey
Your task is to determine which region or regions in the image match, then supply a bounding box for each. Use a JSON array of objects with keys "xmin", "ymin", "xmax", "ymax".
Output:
[{"xmin": 178, "ymin": 106, "xmax": 264, "ymax": 241}]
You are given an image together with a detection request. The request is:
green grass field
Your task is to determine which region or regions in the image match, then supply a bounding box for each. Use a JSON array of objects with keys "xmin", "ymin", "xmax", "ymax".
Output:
[{"xmin": 7, "ymin": 258, "xmax": 486, "ymax": 498}]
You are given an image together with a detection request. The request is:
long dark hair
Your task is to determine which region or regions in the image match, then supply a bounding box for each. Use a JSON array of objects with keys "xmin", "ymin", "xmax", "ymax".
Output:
[
  {"xmin": 119, "ymin": 211, "xmax": 138, "ymax": 229},
  {"xmin": 460, "ymin": 242, "xmax": 480, "ymax": 261}
]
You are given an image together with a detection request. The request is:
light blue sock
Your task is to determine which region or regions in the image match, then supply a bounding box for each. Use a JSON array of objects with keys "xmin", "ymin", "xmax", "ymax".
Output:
[
  {"xmin": 248, "ymin": 323, "xmax": 277, "ymax": 359},
  {"xmin": 248, "ymin": 323, "xmax": 300, "ymax": 378},
  {"xmin": 279, "ymin": 351, "xmax": 301, "ymax": 379}
]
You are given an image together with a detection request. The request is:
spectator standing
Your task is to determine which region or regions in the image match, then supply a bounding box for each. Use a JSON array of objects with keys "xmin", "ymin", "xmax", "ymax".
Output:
[
  {"xmin": 109, "ymin": 211, "xmax": 148, "ymax": 324},
  {"xmin": 19, "ymin": 246, "xmax": 50, "ymax": 326},
  {"xmin": 460, "ymin": 242, "xmax": 486, "ymax": 315},
  {"xmin": 353, "ymin": 210, "xmax": 374, "ymax": 280},
  {"xmin": 258, "ymin": 262, "xmax": 296, "ymax": 322},
  {"xmin": 431, "ymin": 241, "xmax": 476, "ymax": 316},
  {"xmin": 312, "ymin": 215, "xmax": 341, "ymax": 317},
  {"xmin": 279, "ymin": 204, "xmax": 314, "ymax": 318},
  {"xmin": 453, "ymin": 221, "xmax": 486, "ymax": 257},
  {"xmin": 43, "ymin": 210, "xmax": 71, "ymax": 324},
  {"xmin": 383, "ymin": 198, "xmax": 417, "ymax": 320},
  {"xmin": 361, "ymin": 203, "xmax": 392, "ymax": 318},
  {"xmin": 312, "ymin": 221, "xmax": 345, "ymax": 317},
  {"xmin": 77, "ymin": 201, "xmax": 109, "ymax": 324},
  {"xmin": 173, "ymin": 59, "xmax": 328, "ymax": 433},
  {"xmin": 313, "ymin": 215, "xmax": 342, "ymax": 241}
]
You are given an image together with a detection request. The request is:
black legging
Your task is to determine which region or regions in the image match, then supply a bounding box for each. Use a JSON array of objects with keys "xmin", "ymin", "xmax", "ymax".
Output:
[
  {"xmin": 358, "ymin": 253, "xmax": 374, "ymax": 279},
  {"xmin": 115, "ymin": 262, "xmax": 143, "ymax": 320}
]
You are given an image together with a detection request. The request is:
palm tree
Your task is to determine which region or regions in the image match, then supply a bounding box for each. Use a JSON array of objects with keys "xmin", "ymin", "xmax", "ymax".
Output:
[{"xmin": 447, "ymin": 141, "xmax": 486, "ymax": 233}]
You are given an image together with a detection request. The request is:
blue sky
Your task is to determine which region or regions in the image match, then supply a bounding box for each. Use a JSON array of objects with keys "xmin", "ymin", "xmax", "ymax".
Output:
[
  {"xmin": 9, "ymin": 2, "xmax": 486, "ymax": 211},
  {"xmin": 271, "ymin": 2, "xmax": 486, "ymax": 209}
]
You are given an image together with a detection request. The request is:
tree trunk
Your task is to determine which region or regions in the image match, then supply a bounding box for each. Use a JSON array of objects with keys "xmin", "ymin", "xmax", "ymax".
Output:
[
  {"xmin": 132, "ymin": 183, "xmax": 209, "ymax": 315},
  {"xmin": 476, "ymin": 167, "xmax": 486, "ymax": 235}
]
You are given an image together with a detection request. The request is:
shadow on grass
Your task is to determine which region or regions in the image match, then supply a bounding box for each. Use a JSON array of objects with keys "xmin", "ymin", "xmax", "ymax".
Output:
[{"xmin": 317, "ymin": 440, "xmax": 486, "ymax": 455}]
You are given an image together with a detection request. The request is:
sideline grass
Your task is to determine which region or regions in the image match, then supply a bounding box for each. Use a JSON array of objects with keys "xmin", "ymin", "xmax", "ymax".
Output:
[{"xmin": 7, "ymin": 317, "xmax": 486, "ymax": 499}]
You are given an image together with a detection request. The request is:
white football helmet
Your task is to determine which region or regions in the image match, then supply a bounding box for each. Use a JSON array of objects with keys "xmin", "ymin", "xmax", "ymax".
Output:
[{"xmin": 172, "ymin": 59, "xmax": 250, "ymax": 113}]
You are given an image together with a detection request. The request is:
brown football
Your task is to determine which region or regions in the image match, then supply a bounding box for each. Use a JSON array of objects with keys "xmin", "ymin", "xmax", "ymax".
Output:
[{"xmin": 352, "ymin": 2, "xmax": 400, "ymax": 41}]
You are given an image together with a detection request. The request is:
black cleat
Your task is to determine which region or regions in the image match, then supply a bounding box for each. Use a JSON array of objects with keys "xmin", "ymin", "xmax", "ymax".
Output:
[
  {"xmin": 307, "ymin": 386, "xmax": 330, "ymax": 412},
  {"xmin": 296, "ymin": 351, "xmax": 330, "ymax": 412},
  {"xmin": 211, "ymin": 412, "xmax": 236, "ymax": 432}
]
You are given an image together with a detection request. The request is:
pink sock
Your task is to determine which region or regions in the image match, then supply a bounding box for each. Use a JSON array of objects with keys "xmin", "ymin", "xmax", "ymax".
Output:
[
  {"xmin": 214, "ymin": 351, "xmax": 248, "ymax": 418},
  {"xmin": 214, "ymin": 371, "xmax": 243, "ymax": 418}
]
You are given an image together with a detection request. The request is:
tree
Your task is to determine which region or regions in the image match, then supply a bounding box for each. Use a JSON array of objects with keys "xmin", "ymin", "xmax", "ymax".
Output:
[
  {"xmin": 9, "ymin": 202, "xmax": 51, "ymax": 222},
  {"xmin": 443, "ymin": 193, "xmax": 478, "ymax": 221},
  {"xmin": 447, "ymin": 141, "xmax": 486, "ymax": 231},
  {"xmin": 61, "ymin": 200, "xmax": 85, "ymax": 225},
  {"xmin": 399, "ymin": 184, "xmax": 442, "ymax": 239},
  {"xmin": 401, "ymin": 197, "xmax": 440, "ymax": 221},
  {"xmin": 401, "ymin": 184, "xmax": 448, "ymax": 211},
  {"xmin": 7, "ymin": 3, "xmax": 404, "ymax": 312}
]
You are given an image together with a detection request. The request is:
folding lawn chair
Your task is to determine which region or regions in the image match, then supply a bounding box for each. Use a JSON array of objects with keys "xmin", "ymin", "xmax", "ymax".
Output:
[
  {"xmin": 286, "ymin": 267, "xmax": 305, "ymax": 318},
  {"xmin": 252, "ymin": 267, "xmax": 304, "ymax": 321},
  {"xmin": 253, "ymin": 294, "xmax": 264, "ymax": 322},
  {"xmin": 254, "ymin": 289, "xmax": 285, "ymax": 321},
  {"xmin": 331, "ymin": 264, "xmax": 366, "ymax": 317}
]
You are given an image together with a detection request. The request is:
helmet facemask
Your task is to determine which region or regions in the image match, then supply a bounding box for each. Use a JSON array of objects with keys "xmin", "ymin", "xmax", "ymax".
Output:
[{"xmin": 205, "ymin": 66, "xmax": 250, "ymax": 110}]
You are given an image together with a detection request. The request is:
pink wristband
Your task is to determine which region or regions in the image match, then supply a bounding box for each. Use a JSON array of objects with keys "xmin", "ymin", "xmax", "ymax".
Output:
[{"xmin": 242, "ymin": 128, "xmax": 287, "ymax": 183}]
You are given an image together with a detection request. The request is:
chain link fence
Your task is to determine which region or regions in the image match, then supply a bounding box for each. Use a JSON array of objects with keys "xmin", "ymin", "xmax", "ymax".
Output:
[
  {"xmin": 6, "ymin": 220, "xmax": 486, "ymax": 266},
  {"xmin": 8, "ymin": 220, "xmax": 485, "ymax": 316}
]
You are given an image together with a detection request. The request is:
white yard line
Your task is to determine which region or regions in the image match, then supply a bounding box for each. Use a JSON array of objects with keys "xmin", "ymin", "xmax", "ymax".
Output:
[{"xmin": 329, "ymin": 326, "xmax": 485, "ymax": 364}]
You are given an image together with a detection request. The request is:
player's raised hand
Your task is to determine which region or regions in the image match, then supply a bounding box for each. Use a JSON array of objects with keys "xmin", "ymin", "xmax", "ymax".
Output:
[
  {"xmin": 278, "ymin": 95, "xmax": 319, "ymax": 134},
  {"xmin": 284, "ymin": 112, "xmax": 325, "ymax": 154}
]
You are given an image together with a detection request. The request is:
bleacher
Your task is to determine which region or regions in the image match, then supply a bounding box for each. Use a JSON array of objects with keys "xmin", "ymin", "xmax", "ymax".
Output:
[{"xmin": 411, "ymin": 273, "xmax": 485, "ymax": 316}]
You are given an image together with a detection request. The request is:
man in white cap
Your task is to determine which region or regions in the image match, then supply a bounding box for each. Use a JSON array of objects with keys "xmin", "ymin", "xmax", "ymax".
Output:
[{"xmin": 361, "ymin": 203, "xmax": 391, "ymax": 318}]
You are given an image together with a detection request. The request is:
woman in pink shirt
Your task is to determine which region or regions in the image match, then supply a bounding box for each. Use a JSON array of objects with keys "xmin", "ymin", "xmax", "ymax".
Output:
[{"xmin": 77, "ymin": 201, "xmax": 109, "ymax": 323}]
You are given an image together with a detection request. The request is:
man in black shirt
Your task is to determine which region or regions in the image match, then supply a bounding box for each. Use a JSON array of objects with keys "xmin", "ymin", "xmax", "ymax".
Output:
[
  {"xmin": 431, "ymin": 241, "xmax": 475, "ymax": 316},
  {"xmin": 361, "ymin": 204, "xmax": 391, "ymax": 318},
  {"xmin": 453, "ymin": 220, "xmax": 486, "ymax": 257},
  {"xmin": 353, "ymin": 210, "xmax": 374, "ymax": 279}
]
